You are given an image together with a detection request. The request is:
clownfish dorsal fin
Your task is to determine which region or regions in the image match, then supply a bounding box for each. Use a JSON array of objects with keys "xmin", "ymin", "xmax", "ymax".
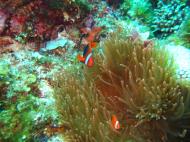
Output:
[{"xmin": 89, "ymin": 42, "xmax": 97, "ymax": 48}]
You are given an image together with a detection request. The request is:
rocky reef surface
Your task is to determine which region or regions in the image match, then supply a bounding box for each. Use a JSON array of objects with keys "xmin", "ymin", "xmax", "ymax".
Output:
[{"xmin": 0, "ymin": 0, "xmax": 190, "ymax": 142}]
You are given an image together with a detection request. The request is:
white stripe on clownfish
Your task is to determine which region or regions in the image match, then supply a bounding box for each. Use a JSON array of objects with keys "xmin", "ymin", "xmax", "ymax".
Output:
[
  {"xmin": 85, "ymin": 52, "xmax": 92, "ymax": 65},
  {"xmin": 115, "ymin": 120, "xmax": 120, "ymax": 129}
]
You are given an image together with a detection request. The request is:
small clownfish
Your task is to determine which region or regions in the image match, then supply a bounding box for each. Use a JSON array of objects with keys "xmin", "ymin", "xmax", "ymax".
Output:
[
  {"xmin": 77, "ymin": 42, "xmax": 97, "ymax": 67},
  {"xmin": 111, "ymin": 115, "xmax": 120, "ymax": 130}
]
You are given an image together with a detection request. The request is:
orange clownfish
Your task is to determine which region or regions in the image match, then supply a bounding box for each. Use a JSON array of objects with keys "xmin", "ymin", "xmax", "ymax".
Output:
[
  {"xmin": 77, "ymin": 42, "xmax": 96, "ymax": 67},
  {"xmin": 80, "ymin": 27, "xmax": 102, "ymax": 43},
  {"xmin": 111, "ymin": 115, "xmax": 120, "ymax": 130}
]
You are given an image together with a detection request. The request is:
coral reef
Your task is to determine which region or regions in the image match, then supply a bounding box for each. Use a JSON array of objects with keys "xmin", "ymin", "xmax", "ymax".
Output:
[
  {"xmin": 1, "ymin": 0, "xmax": 190, "ymax": 141},
  {"xmin": 0, "ymin": 0, "xmax": 92, "ymax": 46},
  {"xmin": 120, "ymin": 0, "xmax": 153, "ymax": 23},
  {"xmin": 106, "ymin": 0, "xmax": 123, "ymax": 8},
  {"xmin": 0, "ymin": 47, "xmax": 71, "ymax": 141},
  {"xmin": 0, "ymin": 93, "xmax": 59, "ymax": 142},
  {"xmin": 151, "ymin": 0, "xmax": 188, "ymax": 38}
]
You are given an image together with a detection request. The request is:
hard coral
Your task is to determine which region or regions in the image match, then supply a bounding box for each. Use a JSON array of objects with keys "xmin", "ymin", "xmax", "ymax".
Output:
[
  {"xmin": 0, "ymin": 0, "xmax": 90, "ymax": 45},
  {"xmin": 8, "ymin": 15, "xmax": 27, "ymax": 35},
  {"xmin": 151, "ymin": 0, "xmax": 188, "ymax": 38},
  {"xmin": 0, "ymin": 9, "xmax": 8, "ymax": 34}
]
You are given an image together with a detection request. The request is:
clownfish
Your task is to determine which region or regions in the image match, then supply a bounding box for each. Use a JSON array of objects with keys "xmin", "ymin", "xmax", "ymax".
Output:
[
  {"xmin": 80, "ymin": 27, "xmax": 102, "ymax": 42},
  {"xmin": 77, "ymin": 42, "xmax": 97, "ymax": 67},
  {"xmin": 111, "ymin": 115, "xmax": 120, "ymax": 130}
]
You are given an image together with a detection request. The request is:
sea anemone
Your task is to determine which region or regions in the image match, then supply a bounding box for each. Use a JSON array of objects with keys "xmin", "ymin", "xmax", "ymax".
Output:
[
  {"xmin": 54, "ymin": 31, "xmax": 190, "ymax": 141},
  {"xmin": 53, "ymin": 71, "xmax": 132, "ymax": 142},
  {"xmin": 85, "ymin": 32, "xmax": 190, "ymax": 141}
]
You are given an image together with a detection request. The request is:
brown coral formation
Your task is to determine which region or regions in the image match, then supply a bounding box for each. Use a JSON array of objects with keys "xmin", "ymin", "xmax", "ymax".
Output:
[{"xmin": 0, "ymin": 0, "xmax": 90, "ymax": 45}]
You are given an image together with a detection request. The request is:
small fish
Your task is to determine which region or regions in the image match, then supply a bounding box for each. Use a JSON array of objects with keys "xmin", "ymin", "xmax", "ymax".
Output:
[
  {"xmin": 80, "ymin": 27, "xmax": 102, "ymax": 43},
  {"xmin": 111, "ymin": 115, "xmax": 120, "ymax": 130},
  {"xmin": 77, "ymin": 44, "xmax": 94, "ymax": 67}
]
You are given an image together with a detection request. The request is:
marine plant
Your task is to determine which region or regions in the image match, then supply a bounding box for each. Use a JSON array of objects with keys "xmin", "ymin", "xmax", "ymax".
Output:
[
  {"xmin": 6, "ymin": 68, "xmax": 37, "ymax": 97},
  {"xmin": 0, "ymin": 60, "xmax": 10, "ymax": 81},
  {"xmin": 0, "ymin": 94, "xmax": 39, "ymax": 141},
  {"xmin": 84, "ymin": 31, "xmax": 190, "ymax": 141},
  {"xmin": 0, "ymin": 93, "xmax": 59, "ymax": 142},
  {"xmin": 151, "ymin": 0, "xmax": 188, "ymax": 38}
]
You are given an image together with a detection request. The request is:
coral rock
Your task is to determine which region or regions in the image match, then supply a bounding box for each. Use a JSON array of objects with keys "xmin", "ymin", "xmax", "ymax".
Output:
[{"xmin": 0, "ymin": 9, "xmax": 8, "ymax": 34}]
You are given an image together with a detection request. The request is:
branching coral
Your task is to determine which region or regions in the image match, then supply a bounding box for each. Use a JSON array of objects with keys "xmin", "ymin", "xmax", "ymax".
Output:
[{"xmin": 151, "ymin": 0, "xmax": 188, "ymax": 38}]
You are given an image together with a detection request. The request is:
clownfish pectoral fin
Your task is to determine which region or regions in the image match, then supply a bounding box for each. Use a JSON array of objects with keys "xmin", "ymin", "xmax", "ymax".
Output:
[
  {"xmin": 111, "ymin": 115, "xmax": 120, "ymax": 130},
  {"xmin": 89, "ymin": 42, "xmax": 97, "ymax": 48},
  {"xmin": 77, "ymin": 54, "xmax": 85, "ymax": 62}
]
